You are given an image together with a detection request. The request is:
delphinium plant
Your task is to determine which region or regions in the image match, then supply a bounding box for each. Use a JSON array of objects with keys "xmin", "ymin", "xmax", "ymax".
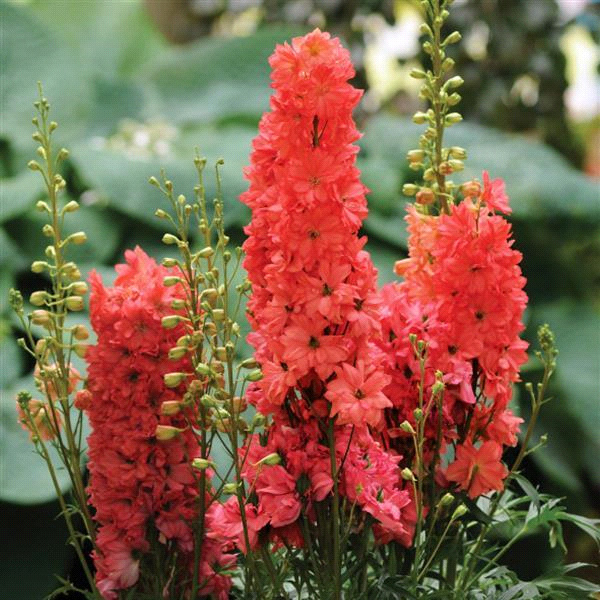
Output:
[{"xmin": 9, "ymin": 1, "xmax": 600, "ymax": 599}]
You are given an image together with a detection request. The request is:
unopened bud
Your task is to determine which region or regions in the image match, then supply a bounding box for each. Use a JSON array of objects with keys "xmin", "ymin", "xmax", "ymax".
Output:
[
  {"xmin": 412, "ymin": 111, "xmax": 428, "ymax": 125},
  {"xmin": 163, "ymin": 276, "xmax": 182, "ymax": 287},
  {"xmin": 211, "ymin": 309, "xmax": 225, "ymax": 322},
  {"xmin": 168, "ymin": 346, "xmax": 188, "ymax": 360},
  {"xmin": 31, "ymin": 261, "xmax": 47, "ymax": 273},
  {"xmin": 214, "ymin": 346, "xmax": 227, "ymax": 361},
  {"xmin": 440, "ymin": 493, "xmax": 454, "ymax": 507},
  {"xmin": 409, "ymin": 68, "xmax": 427, "ymax": 80},
  {"xmin": 69, "ymin": 231, "xmax": 87, "ymax": 245},
  {"xmin": 155, "ymin": 424, "xmax": 185, "ymax": 441},
  {"xmin": 30, "ymin": 291, "xmax": 47, "ymax": 306},
  {"xmin": 42, "ymin": 224, "xmax": 54, "ymax": 237},
  {"xmin": 162, "ymin": 315, "xmax": 183, "ymax": 329},
  {"xmin": 148, "ymin": 176, "xmax": 160, "ymax": 187},
  {"xmin": 445, "ymin": 113, "xmax": 463, "ymax": 125},
  {"xmin": 70, "ymin": 281, "xmax": 88, "ymax": 295},
  {"xmin": 245, "ymin": 369, "xmax": 263, "ymax": 382},
  {"xmin": 198, "ymin": 246, "xmax": 214, "ymax": 258},
  {"xmin": 401, "ymin": 468, "xmax": 415, "ymax": 482},
  {"xmin": 62, "ymin": 200, "xmax": 79, "ymax": 213},
  {"xmin": 155, "ymin": 208, "xmax": 168, "ymax": 219},
  {"xmin": 252, "ymin": 413, "xmax": 266, "ymax": 428},
  {"xmin": 161, "ymin": 401, "xmax": 181, "ymax": 416},
  {"xmin": 254, "ymin": 452, "xmax": 281, "ymax": 467},
  {"xmin": 444, "ymin": 31, "xmax": 462, "ymax": 45},
  {"xmin": 400, "ymin": 420, "xmax": 415, "ymax": 434},
  {"xmin": 31, "ymin": 310, "xmax": 52, "ymax": 326},
  {"xmin": 195, "ymin": 363, "xmax": 212, "ymax": 376},
  {"xmin": 192, "ymin": 457, "xmax": 213, "ymax": 470},
  {"xmin": 36, "ymin": 201, "xmax": 50, "ymax": 212},
  {"xmin": 73, "ymin": 344, "xmax": 88, "ymax": 358},
  {"xmin": 164, "ymin": 372, "xmax": 187, "ymax": 388},
  {"xmin": 223, "ymin": 482, "xmax": 239, "ymax": 494},
  {"xmin": 444, "ymin": 76, "xmax": 464, "ymax": 90},
  {"xmin": 72, "ymin": 324, "xmax": 90, "ymax": 340},
  {"xmin": 416, "ymin": 188, "xmax": 435, "ymax": 205},
  {"xmin": 162, "ymin": 233, "xmax": 179, "ymax": 245},
  {"xmin": 240, "ymin": 357, "xmax": 259, "ymax": 369},
  {"xmin": 407, "ymin": 149, "xmax": 425, "ymax": 163},
  {"xmin": 452, "ymin": 504, "xmax": 468, "ymax": 519},
  {"xmin": 461, "ymin": 180, "xmax": 481, "ymax": 197},
  {"xmin": 65, "ymin": 296, "xmax": 84, "ymax": 311},
  {"xmin": 413, "ymin": 408, "xmax": 423, "ymax": 421},
  {"xmin": 403, "ymin": 184, "xmax": 418, "ymax": 196}
]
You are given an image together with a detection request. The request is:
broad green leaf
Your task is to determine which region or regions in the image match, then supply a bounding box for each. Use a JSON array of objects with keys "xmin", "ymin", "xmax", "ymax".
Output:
[
  {"xmin": 360, "ymin": 114, "xmax": 600, "ymax": 220},
  {"xmin": 7, "ymin": 204, "xmax": 123, "ymax": 265},
  {"xmin": 70, "ymin": 126, "xmax": 254, "ymax": 229},
  {"xmin": 0, "ymin": 377, "xmax": 72, "ymax": 503},
  {"xmin": 0, "ymin": 169, "xmax": 44, "ymax": 223},
  {"xmin": 140, "ymin": 26, "xmax": 305, "ymax": 125},
  {"xmin": 29, "ymin": 0, "xmax": 166, "ymax": 78},
  {"xmin": 0, "ymin": 1, "xmax": 92, "ymax": 146}
]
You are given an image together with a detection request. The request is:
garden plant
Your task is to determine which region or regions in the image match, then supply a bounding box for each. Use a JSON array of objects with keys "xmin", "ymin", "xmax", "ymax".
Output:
[{"xmin": 6, "ymin": 0, "xmax": 600, "ymax": 598}]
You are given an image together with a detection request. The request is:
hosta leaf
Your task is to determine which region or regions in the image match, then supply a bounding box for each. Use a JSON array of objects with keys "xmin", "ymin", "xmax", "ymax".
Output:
[
  {"xmin": 140, "ymin": 26, "xmax": 305, "ymax": 125},
  {"xmin": 0, "ymin": 1, "xmax": 91, "ymax": 146}
]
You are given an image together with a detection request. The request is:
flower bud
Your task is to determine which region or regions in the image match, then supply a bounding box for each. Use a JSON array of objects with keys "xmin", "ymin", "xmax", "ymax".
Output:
[
  {"xmin": 62, "ymin": 200, "xmax": 79, "ymax": 213},
  {"xmin": 162, "ymin": 257, "xmax": 178, "ymax": 267},
  {"xmin": 162, "ymin": 315, "xmax": 183, "ymax": 329},
  {"xmin": 452, "ymin": 504, "xmax": 468, "ymax": 519},
  {"xmin": 191, "ymin": 458, "xmax": 213, "ymax": 470},
  {"xmin": 409, "ymin": 68, "xmax": 427, "ymax": 79},
  {"xmin": 403, "ymin": 184, "xmax": 418, "ymax": 196},
  {"xmin": 245, "ymin": 369, "xmax": 263, "ymax": 382},
  {"xmin": 211, "ymin": 309, "xmax": 225, "ymax": 322},
  {"xmin": 222, "ymin": 482, "xmax": 239, "ymax": 494},
  {"xmin": 36, "ymin": 201, "xmax": 50, "ymax": 212},
  {"xmin": 447, "ymin": 92, "xmax": 461, "ymax": 106},
  {"xmin": 412, "ymin": 111, "xmax": 428, "ymax": 124},
  {"xmin": 69, "ymin": 231, "xmax": 87, "ymax": 245},
  {"xmin": 240, "ymin": 357, "xmax": 259, "ymax": 369},
  {"xmin": 164, "ymin": 372, "xmax": 187, "ymax": 387},
  {"xmin": 253, "ymin": 452, "xmax": 281, "ymax": 467},
  {"xmin": 73, "ymin": 324, "xmax": 90, "ymax": 340},
  {"xmin": 407, "ymin": 149, "xmax": 425, "ymax": 163},
  {"xmin": 413, "ymin": 408, "xmax": 423, "ymax": 421},
  {"xmin": 73, "ymin": 344, "xmax": 88, "ymax": 358},
  {"xmin": 170, "ymin": 298, "xmax": 186, "ymax": 310},
  {"xmin": 148, "ymin": 176, "xmax": 160, "ymax": 187},
  {"xmin": 70, "ymin": 281, "xmax": 88, "ymax": 295},
  {"xmin": 416, "ymin": 188, "xmax": 435, "ymax": 205},
  {"xmin": 161, "ymin": 401, "xmax": 181, "ymax": 416},
  {"xmin": 163, "ymin": 276, "xmax": 182, "ymax": 287},
  {"xmin": 31, "ymin": 310, "xmax": 52, "ymax": 326},
  {"xmin": 168, "ymin": 346, "xmax": 188, "ymax": 360},
  {"xmin": 27, "ymin": 160, "xmax": 42, "ymax": 171},
  {"xmin": 155, "ymin": 208, "xmax": 168, "ymax": 219},
  {"xmin": 195, "ymin": 363, "xmax": 212, "ymax": 376},
  {"xmin": 30, "ymin": 291, "xmax": 47, "ymax": 306},
  {"xmin": 461, "ymin": 180, "xmax": 481, "ymax": 197},
  {"xmin": 401, "ymin": 468, "xmax": 415, "ymax": 482},
  {"xmin": 444, "ymin": 76, "xmax": 464, "ymax": 90},
  {"xmin": 252, "ymin": 413, "xmax": 266, "ymax": 428},
  {"xmin": 65, "ymin": 296, "xmax": 84, "ymax": 311},
  {"xmin": 31, "ymin": 261, "xmax": 47, "ymax": 273},
  {"xmin": 155, "ymin": 425, "xmax": 185, "ymax": 441},
  {"xmin": 439, "ymin": 493, "xmax": 454, "ymax": 507},
  {"xmin": 162, "ymin": 233, "xmax": 179, "ymax": 245},
  {"xmin": 444, "ymin": 31, "xmax": 462, "ymax": 45},
  {"xmin": 42, "ymin": 224, "xmax": 54, "ymax": 237},
  {"xmin": 400, "ymin": 420, "xmax": 415, "ymax": 434},
  {"xmin": 214, "ymin": 346, "xmax": 227, "ymax": 361},
  {"xmin": 198, "ymin": 246, "xmax": 214, "ymax": 258},
  {"xmin": 445, "ymin": 112, "xmax": 463, "ymax": 125}
]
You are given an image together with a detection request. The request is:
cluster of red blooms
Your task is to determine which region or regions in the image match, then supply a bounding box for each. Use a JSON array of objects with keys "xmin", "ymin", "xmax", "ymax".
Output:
[
  {"xmin": 86, "ymin": 248, "xmax": 233, "ymax": 599},
  {"xmin": 379, "ymin": 176, "xmax": 528, "ymax": 498},
  {"xmin": 236, "ymin": 29, "xmax": 414, "ymax": 550}
]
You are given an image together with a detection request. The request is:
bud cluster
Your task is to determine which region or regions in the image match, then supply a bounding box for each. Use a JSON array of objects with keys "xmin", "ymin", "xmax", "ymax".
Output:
[{"xmin": 403, "ymin": 0, "xmax": 466, "ymax": 214}]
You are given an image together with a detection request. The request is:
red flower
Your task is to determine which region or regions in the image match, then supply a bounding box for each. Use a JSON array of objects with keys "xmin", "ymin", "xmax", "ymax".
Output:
[{"xmin": 445, "ymin": 440, "xmax": 508, "ymax": 499}]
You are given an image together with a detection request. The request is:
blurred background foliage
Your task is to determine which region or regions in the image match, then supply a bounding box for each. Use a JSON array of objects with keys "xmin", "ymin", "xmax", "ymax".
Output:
[{"xmin": 0, "ymin": 0, "xmax": 599, "ymax": 597}]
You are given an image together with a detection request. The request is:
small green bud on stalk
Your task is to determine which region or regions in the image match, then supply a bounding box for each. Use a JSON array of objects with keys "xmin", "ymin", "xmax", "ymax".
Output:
[
  {"xmin": 452, "ymin": 504, "xmax": 468, "ymax": 519},
  {"xmin": 164, "ymin": 372, "xmax": 187, "ymax": 388},
  {"xmin": 439, "ymin": 493, "xmax": 454, "ymax": 507},
  {"xmin": 403, "ymin": 184, "xmax": 419, "ymax": 196},
  {"xmin": 155, "ymin": 208, "xmax": 168, "ymax": 219},
  {"xmin": 65, "ymin": 296, "xmax": 84, "ymax": 311},
  {"xmin": 202, "ymin": 288, "xmax": 219, "ymax": 304},
  {"xmin": 245, "ymin": 369, "xmax": 263, "ymax": 382},
  {"xmin": 198, "ymin": 246, "xmax": 215, "ymax": 259},
  {"xmin": 407, "ymin": 149, "xmax": 425, "ymax": 163},
  {"xmin": 253, "ymin": 452, "xmax": 282, "ymax": 467},
  {"xmin": 162, "ymin": 257, "xmax": 178, "ymax": 268},
  {"xmin": 161, "ymin": 401, "xmax": 181, "ymax": 416},
  {"xmin": 211, "ymin": 309, "xmax": 225, "ymax": 322},
  {"xmin": 62, "ymin": 200, "xmax": 79, "ymax": 213},
  {"xmin": 252, "ymin": 413, "xmax": 266, "ymax": 428},
  {"xmin": 176, "ymin": 334, "xmax": 192, "ymax": 347},
  {"xmin": 445, "ymin": 112, "xmax": 463, "ymax": 125},
  {"xmin": 447, "ymin": 92, "xmax": 461, "ymax": 106},
  {"xmin": 443, "ymin": 31, "xmax": 462, "ymax": 46},
  {"xmin": 409, "ymin": 68, "xmax": 427, "ymax": 79},
  {"xmin": 195, "ymin": 363, "xmax": 212, "ymax": 376},
  {"xmin": 412, "ymin": 112, "xmax": 429, "ymax": 125},
  {"xmin": 413, "ymin": 408, "xmax": 424, "ymax": 421},
  {"xmin": 448, "ymin": 146, "xmax": 467, "ymax": 160},
  {"xmin": 400, "ymin": 420, "xmax": 416, "ymax": 434},
  {"xmin": 68, "ymin": 231, "xmax": 87, "ymax": 245},
  {"xmin": 448, "ymin": 159, "xmax": 464, "ymax": 172},
  {"xmin": 28, "ymin": 160, "xmax": 42, "ymax": 171},
  {"xmin": 401, "ymin": 468, "xmax": 416, "ymax": 482},
  {"xmin": 222, "ymin": 482, "xmax": 239, "ymax": 494},
  {"xmin": 69, "ymin": 281, "xmax": 88, "ymax": 295},
  {"xmin": 45, "ymin": 246, "xmax": 56, "ymax": 260},
  {"xmin": 162, "ymin": 233, "xmax": 179, "ymax": 245},
  {"xmin": 72, "ymin": 325, "xmax": 90, "ymax": 340},
  {"xmin": 42, "ymin": 224, "xmax": 54, "ymax": 237},
  {"xmin": 36, "ymin": 201, "xmax": 50, "ymax": 212},
  {"xmin": 9, "ymin": 289, "xmax": 24, "ymax": 313},
  {"xmin": 30, "ymin": 291, "xmax": 47, "ymax": 306},
  {"xmin": 416, "ymin": 188, "xmax": 435, "ymax": 205},
  {"xmin": 201, "ymin": 394, "xmax": 217, "ymax": 408},
  {"xmin": 56, "ymin": 148, "xmax": 69, "ymax": 162},
  {"xmin": 191, "ymin": 458, "xmax": 213, "ymax": 470},
  {"xmin": 163, "ymin": 276, "xmax": 182, "ymax": 287},
  {"xmin": 155, "ymin": 424, "xmax": 185, "ymax": 441},
  {"xmin": 170, "ymin": 298, "xmax": 186, "ymax": 310},
  {"xmin": 168, "ymin": 346, "xmax": 188, "ymax": 360},
  {"xmin": 240, "ymin": 357, "xmax": 259, "ymax": 369},
  {"xmin": 444, "ymin": 76, "xmax": 464, "ymax": 91},
  {"xmin": 162, "ymin": 315, "xmax": 183, "ymax": 329},
  {"xmin": 214, "ymin": 347, "xmax": 227, "ymax": 361},
  {"xmin": 148, "ymin": 176, "xmax": 160, "ymax": 188}
]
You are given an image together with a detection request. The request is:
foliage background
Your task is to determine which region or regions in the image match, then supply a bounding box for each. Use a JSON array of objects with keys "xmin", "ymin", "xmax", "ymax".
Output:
[{"xmin": 0, "ymin": 0, "xmax": 598, "ymax": 597}]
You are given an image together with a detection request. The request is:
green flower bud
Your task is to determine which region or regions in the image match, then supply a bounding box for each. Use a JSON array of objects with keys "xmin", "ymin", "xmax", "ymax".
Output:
[
  {"xmin": 401, "ymin": 468, "xmax": 415, "ymax": 482},
  {"xmin": 65, "ymin": 296, "xmax": 84, "ymax": 311},
  {"xmin": 164, "ymin": 372, "xmax": 187, "ymax": 388},
  {"xmin": 161, "ymin": 401, "xmax": 181, "ymax": 416},
  {"xmin": 400, "ymin": 420, "xmax": 415, "ymax": 434},
  {"xmin": 402, "ymin": 184, "xmax": 419, "ymax": 197},
  {"xmin": 168, "ymin": 346, "xmax": 188, "ymax": 360},
  {"xmin": 155, "ymin": 424, "xmax": 185, "ymax": 441},
  {"xmin": 192, "ymin": 458, "xmax": 213, "ymax": 470},
  {"xmin": 62, "ymin": 200, "xmax": 79, "ymax": 213},
  {"xmin": 31, "ymin": 261, "xmax": 47, "ymax": 274},
  {"xmin": 245, "ymin": 369, "xmax": 263, "ymax": 382},
  {"xmin": 69, "ymin": 231, "xmax": 87, "ymax": 245},
  {"xmin": 30, "ymin": 291, "xmax": 47, "ymax": 306},
  {"xmin": 452, "ymin": 504, "xmax": 468, "ymax": 519},
  {"xmin": 162, "ymin": 233, "xmax": 179, "ymax": 245},
  {"xmin": 162, "ymin": 315, "xmax": 183, "ymax": 329},
  {"xmin": 440, "ymin": 492, "xmax": 454, "ymax": 507}
]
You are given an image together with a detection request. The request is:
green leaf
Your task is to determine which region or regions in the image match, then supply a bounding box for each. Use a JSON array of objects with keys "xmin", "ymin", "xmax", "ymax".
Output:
[
  {"xmin": 70, "ymin": 126, "xmax": 255, "ymax": 229},
  {"xmin": 0, "ymin": 377, "xmax": 72, "ymax": 504},
  {"xmin": 140, "ymin": 26, "xmax": 305, "ymax": 125},
  {"xmin": 513, "ymin": 473, "xmax": 541, "ymax": 514},
  {"xmin": 0, "ymin": 1, "xmax": 92, "ymax": 146},
  {"xmin": 7, "ymin": 205, "xmax": 123, "ymax": 265},
  {"xmin": 361, "ymin": 115, "xmax": 600, "ymax": 219},
  {"xmin": 0, "ymin": 169, "xmax": 44, "ymax": 223}
]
